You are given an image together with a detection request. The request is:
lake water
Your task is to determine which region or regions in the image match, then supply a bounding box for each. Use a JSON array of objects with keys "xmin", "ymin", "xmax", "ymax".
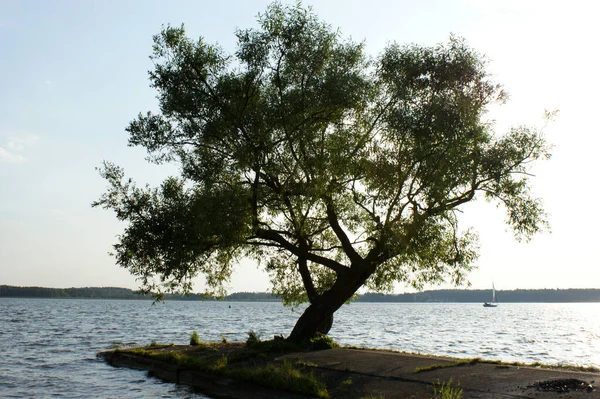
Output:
[{"xmin": 1, "ymin": 299, "xmax": 599, "ymax": 398}]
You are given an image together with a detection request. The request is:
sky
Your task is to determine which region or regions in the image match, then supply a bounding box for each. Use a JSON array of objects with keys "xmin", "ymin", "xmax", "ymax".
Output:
[{"xmin": 1, "ymin": 0, "xmax": 599, "ymax": 293}]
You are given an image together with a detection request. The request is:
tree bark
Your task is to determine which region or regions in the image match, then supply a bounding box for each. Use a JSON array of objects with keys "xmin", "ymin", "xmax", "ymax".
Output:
[
  {"xmin": 288, "ymin": 271, "xmax": 370, "ymax": 342},
  {"xmin": 288, "ymin": 301, "xmax": 338, "ymax": 341}
]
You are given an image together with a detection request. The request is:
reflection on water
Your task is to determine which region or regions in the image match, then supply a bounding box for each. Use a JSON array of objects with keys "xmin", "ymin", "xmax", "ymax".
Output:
[
  {"xmin": 0, "ymin": 299, "xmax": 598, "ymax": 398},
  {"xmin": 335, "ymin": 302, "xmax": 600, "ymax": 367}
]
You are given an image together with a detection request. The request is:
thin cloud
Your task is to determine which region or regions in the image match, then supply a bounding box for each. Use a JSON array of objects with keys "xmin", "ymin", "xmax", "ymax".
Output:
[
  {"xmin": 7, "ymin": 136, "xmax": 38, "ymax": 152},
  {"xmin": 0, "ymin": 147, "xmax": 25, "ymax": 163},
  {"xmin": 0, "ymin": 135, "xmax": 38, "ymax": 163}
]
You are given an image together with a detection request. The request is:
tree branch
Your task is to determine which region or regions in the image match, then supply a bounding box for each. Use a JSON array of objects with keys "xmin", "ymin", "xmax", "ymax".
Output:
[
  {"xmin": 297, "ymin": 239, "xmax": 318, "ymax": 302},
  {"xmin": 323, "ymin": 195, "xmax": 363, "ymax": 265},
  {"xmin": 255, "ymin": 228, "xmax": 349, "ymax": 275}
]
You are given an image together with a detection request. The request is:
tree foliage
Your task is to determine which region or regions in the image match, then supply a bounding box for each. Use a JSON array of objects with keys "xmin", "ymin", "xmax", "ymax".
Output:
[{"xmin": 94, "ymin": 2, "xmax": 550, "ymax": 337}]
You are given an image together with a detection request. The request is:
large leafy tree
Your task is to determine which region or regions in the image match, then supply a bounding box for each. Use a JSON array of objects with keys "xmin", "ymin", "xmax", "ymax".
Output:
[{"xmin": 94, "ymin": 3, "xmax": 550, "ymax": 341}]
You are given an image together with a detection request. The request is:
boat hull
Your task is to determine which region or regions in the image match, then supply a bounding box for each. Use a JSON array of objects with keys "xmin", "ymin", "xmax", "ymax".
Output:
[{"xmin": 483, "ymin": 302, "xmax": 497, "ymax": 307}]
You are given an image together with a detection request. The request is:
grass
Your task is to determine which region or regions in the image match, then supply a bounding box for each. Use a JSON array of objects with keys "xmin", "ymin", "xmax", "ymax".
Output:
[
  {"xmin": 124, "ymin": 346, "xmax": 329, "ymax": 398},
  {"xmin": 190, "ymin": 331, "xmax": 201, "ymax": 346},
  {"xmin": 294, "ymin": 360, "xmax": 318, "ymax": 368},
  {"xmin": 149, "ymin": 341, "xmax": 174, "ymax": 348},
  {"xmin": 232, "ymin": 360, "xmax": 329, "ymax": 398},
  {"xmin": 245, "ymin": 331, "xmax": 338, "ymax": 353},
  {"xmin": 433, "ymin": 379, "xmax": 463, "ymax": 399},
  {"xmin": 338, "ymin": 378, "xmax": 353, "ymax": 393},
  {"xmin": 309, "ymin": 333, "xmax": 339, "ymax": 350},
  {"xmin": 414, "ymin": 356, "xmax": 600, "ymax": 373},
  {"xmin": 112, "ymin": 337, "xmax": 599, "ymax": 399},
  {"xmin": 339, "ymin": 345, "xmax": 600, "ymax": 373},
  {"xmin": 246, "ymin": 330, "xmax": 261, "ymax": 347},
  {"xmin": 415, "ymin": 358, "xmax": 481, "ymax": 373}
]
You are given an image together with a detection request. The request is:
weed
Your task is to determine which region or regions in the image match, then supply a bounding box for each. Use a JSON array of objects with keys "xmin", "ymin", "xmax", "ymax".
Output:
[
  {"xmin": 433, "ymin": 378, "xmax": 463, "ymax": 399},
  {"xmin": 148, "ymin": 341, "xmax": 174, "ymax": 348},
  {"xmin": 309, "ymin": 334, "xmax": 339, "ymax": 350},
  {"xmin": 339, "ymin": 378, "xmax": 353, "ymax": 392},
  {"xmin": 246, "ymin": 330, "xmax": 261, "ymax": 347},
  {"xmin": 295, "ymin": 360, "xmax": 317, "ymax": 368},
  {"xmin": 190, "ymin": 331, "xmax": 201, "ymax": 346},
  {"xmin": 415, "ymin": 358, "xmax": 480, "ymax": 373},
  {"xmin": 214, "ymin": 355, "xmax": 228, "ymax": 370}
]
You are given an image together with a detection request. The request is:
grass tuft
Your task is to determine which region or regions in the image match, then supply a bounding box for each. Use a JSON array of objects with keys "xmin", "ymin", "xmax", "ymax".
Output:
[
  {"xmin": 190, "ymin": 331, "xmax": 201, "ymax": 346},
  {"xmin": 338, "ymin": 378, "xmax": 353, "ymax": 392},
  {"xmin": 246, "ymin": 330, "xmax": 261, "ymax": 347},
  {"xmin": 433, "ymin": 378, "xmax": 463, "ymax": 399},
  {"xmin": 309, "ymin": 333, "xmax": 339, "ymax": 350},
  {"xmin": 149, "ymin": 341, "xmax": 174, "ymax": 348},
  {"xmin": 415, "ymin": 358, "xmax": 480, "ymax": 373}
]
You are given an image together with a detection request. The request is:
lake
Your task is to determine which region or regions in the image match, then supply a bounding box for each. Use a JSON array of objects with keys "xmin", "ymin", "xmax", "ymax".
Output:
[{"xmin": 1, "ymin": 299, "xmax": 598, "ymax": 398}]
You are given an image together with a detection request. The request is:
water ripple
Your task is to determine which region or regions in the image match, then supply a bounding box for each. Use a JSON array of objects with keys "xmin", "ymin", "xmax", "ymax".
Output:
[{"xmin": 1, "ymin": 299, "xmax": 599, "ymax": 398}]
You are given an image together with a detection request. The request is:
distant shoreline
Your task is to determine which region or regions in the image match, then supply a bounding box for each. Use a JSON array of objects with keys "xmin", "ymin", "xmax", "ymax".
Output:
[{"xmin": 1, "ymin": 285, "xmax": 599, "ymax": 302}]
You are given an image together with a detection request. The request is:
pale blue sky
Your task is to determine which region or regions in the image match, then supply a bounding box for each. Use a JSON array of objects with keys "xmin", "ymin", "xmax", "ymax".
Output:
[{"xmin": 1, "ymin": 0, "xmax": 598, "ymax": 293}]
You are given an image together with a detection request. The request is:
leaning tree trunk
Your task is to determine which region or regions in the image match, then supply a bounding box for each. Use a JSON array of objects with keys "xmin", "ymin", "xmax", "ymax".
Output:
[
  {"xmin": 288, "ymin": 302, "xmax": 337, "ymax": 341},
  {"xmin": 288, "ymin": 272, "xmax": 369, "ymax": 342}
]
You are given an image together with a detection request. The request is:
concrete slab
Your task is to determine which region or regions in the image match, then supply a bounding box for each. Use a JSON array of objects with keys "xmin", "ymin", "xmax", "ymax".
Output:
[{"xmin": 100, "ymin": 345, "xmax": 600, "ymax": 398}]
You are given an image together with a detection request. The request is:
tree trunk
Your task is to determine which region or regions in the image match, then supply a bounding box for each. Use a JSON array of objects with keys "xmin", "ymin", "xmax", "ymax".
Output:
[
  {"xmin": 288, "ymin": 272, "xmax": 369, "ymax": 342},
  {"xmin": 288, "ymin": 301, "xmax": 338, "ymax": 341}
]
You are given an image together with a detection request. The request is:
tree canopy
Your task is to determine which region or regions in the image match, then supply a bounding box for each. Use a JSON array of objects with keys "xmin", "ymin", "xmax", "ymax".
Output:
[{"xmin": 94, "ymin": 2, "xmax": 550, "ymax": 340}]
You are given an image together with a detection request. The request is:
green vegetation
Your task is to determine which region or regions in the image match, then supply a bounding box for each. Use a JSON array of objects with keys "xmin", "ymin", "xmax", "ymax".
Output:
[
  {"xmin": 414, "ymin": 356, "xmax": 600, "ymax": 373},
  {"xmin": 190, "ymin": 331, "xmax": 201, "ymax": 346},
  {"xmin": 309, "ymin": 333, "xmax": 340, "ymax": 350},
  {"xmin": 433, "ymin": 379, "xmax": 463, "ymax": 399},
  {"xmin": 415, "ymin": 358, "xmax": 480, "ymax": 373},
  {"xmin": 338, "ymin": 378, "xmax": 353, "ymax": 392},
  {"xmin": 245, "ymin": 330, "xmax": 261, "ymax": 348},
  {"xmin": 233, "ymin": 360, "xmax": 329, "ymax": 398},
  {"xmin": 124, "ymin": 347, "xmax": 328, "ymax": 398},
  {"xmin": 109, "ymin": 342, "xmax": 598, "ymax": 398},
  {"xmin": 149, "ymin": 341, "xmax": 174, "ymax": 348},
  {"xmin": 0, "ymin": 285, "xmax": 149, "ymax": 299},
  {"xmin": 294, "ymin": 360, "xmax": 317, "ymax": 368},
  {"xmin": 244, "ymin": 332, "xmax": 339, "ymax": 357},
  {"xmin": 94, "ymin": 1, "xmax": 551, "ymax": 341}
]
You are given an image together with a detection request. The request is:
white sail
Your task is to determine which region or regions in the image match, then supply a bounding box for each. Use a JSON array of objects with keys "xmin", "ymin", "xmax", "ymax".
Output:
[{"xmin": 483, "ymin": 283, "xmax": 498, "ymax": 307}]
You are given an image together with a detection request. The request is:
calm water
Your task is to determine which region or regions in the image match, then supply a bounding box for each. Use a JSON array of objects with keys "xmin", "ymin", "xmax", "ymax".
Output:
[{"xmin": 1, "ymin": 299, "xmax": 599, "ymax": 398}]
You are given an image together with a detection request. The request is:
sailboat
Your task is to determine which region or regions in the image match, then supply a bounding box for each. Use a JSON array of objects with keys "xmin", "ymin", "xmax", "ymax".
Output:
[{"xmin": 483, "ymin": 283, "xmax": 498, "ymax": 307}]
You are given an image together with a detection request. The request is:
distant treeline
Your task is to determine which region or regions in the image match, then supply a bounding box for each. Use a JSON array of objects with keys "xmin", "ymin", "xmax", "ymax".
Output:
[
  {"xmin": 0, "ymin": 286, "xmax": 279, "ymax": 301},
  {"xmin": 1, "ymin": 285, "xmax": 599, "ymax": 302},
  {"xmin": 356, "ymin": 289, "xmax": 600, "ymax": 303}
]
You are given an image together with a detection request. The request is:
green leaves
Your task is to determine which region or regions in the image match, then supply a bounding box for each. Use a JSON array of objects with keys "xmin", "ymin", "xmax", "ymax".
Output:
[
  {"xmin": 94, "ymin": 162, "xmax": 251, "ymax": 296},
  {"xmin": 96, "ymin": 2, "xmax": 550, "ymax": 304}
]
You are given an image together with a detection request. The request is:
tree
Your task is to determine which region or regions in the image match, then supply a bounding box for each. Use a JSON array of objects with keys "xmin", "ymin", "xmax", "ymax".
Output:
[{"xmin": 94, "ymin": 2, "xmax": 550, "ymax": 341}]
